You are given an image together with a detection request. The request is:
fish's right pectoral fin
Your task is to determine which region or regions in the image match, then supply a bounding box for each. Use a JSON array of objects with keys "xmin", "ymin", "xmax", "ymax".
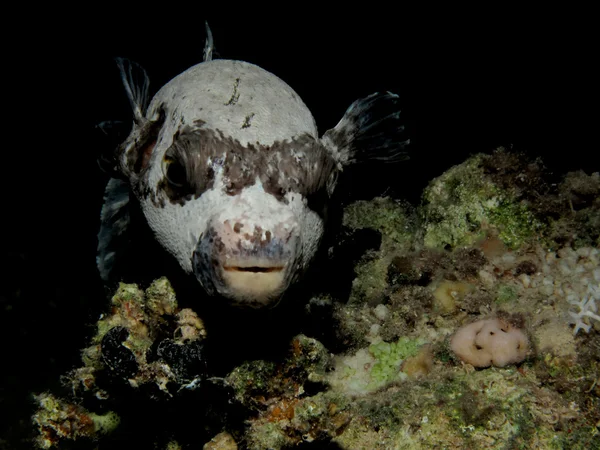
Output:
[
  {"xmin": 95, "ymin": 120, "xmax": 130, "ymax": 178},
  {"xmin": 112, "ymin": 57, "xmax": 165, "ymax": 178}
]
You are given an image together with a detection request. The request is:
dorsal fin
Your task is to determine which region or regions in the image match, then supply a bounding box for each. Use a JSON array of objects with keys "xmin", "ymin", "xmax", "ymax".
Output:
[
  {"xmin": 203, "ymin": 21, "xmax": 215, "ymax": 62},
  {"xmin": 115, "ymin": 57, "xmax": 150, "ymax": 125}
]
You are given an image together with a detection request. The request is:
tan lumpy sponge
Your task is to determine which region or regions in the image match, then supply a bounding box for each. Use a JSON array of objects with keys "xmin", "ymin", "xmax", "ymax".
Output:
[{"xmin": 450, "ymin": 318, "xmax": 529, "ymax": 368}]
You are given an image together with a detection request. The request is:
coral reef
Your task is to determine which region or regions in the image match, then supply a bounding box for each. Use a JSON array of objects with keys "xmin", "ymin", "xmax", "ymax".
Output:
[
  {"xmin": 74, "ymin": 277, "xmax": 208, "ymax": 396},
  {"xmin": 31, "ymin": 149, "xmax": 600, "ymax": 448},
  {"xmin": 31, "ymin": 278, "xmax": 213, "ymax": 448}
]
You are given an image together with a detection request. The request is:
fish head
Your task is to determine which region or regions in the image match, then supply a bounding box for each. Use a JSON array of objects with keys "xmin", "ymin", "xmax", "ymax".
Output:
[{"xmin": 116, "ymin": 60, "xmax": 337, "ymax": 307}]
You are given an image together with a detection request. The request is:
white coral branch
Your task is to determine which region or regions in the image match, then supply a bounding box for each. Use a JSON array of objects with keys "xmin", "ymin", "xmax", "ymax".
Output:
[{"xmin": 567, "ymin": 283, "xmax": 600, "ymax": 335}]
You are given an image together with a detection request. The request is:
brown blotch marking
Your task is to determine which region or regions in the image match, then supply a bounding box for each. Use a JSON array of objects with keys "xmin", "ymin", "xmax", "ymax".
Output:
[
  {"xmin": 265, "ymin": 230, "xmax": 272, "ymax": 243},
  {"xmin": 233, "ymin": 222, "xmax": 243, "ymax": 233},
  {"xmin": 241, "ymin": 113, "xmax": 255, "ymax": 129},
  {"xmin": 155, "ymin": 123, "xmax": 336, "ymax": 209},
  {"xmin": 253, "ymin": 226, "xmax": 263, "ymax": 244},
  {"xmin": 225, "ymin": 78, "xmax": 241, "ymax": 106},
  {"xmin": 123, "ymin": 106, "xmax": 166, "ymax": 175}
]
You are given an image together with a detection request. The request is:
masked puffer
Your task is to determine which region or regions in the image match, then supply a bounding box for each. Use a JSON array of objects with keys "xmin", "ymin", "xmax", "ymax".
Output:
[{"xmin": 98, "ymin": 30, "xmax": 409, "ymax": 308}]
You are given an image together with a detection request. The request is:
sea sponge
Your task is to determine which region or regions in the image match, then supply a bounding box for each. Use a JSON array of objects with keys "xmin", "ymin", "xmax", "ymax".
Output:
[{"xmin": 450, "ymin": 318, "xmax": 529, "ymax": 368}]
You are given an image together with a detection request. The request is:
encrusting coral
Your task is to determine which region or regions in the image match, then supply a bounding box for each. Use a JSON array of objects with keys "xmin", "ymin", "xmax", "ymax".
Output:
[{"xmin": 450, "ymin": 317, "xmax": 530, "ymax": 368}]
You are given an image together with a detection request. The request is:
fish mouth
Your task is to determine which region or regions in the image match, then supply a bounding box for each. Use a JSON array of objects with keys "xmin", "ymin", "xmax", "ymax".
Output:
[
  {"xmin": 223, "ymin": 265, "xmax": 285, "ymax": 273},
  {"xmin": 218, "ymin": 259, "xmax": 289, "ymax": 306},
  {"xmin": 192, "ymin": 223, "xmax": 298, "ymax": 307}
]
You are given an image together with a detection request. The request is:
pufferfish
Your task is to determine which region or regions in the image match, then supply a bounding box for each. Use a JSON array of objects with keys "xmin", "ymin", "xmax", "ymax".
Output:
[{"xmin": 97, "ymin": 26, "xmax": 409, "ymax": 308}]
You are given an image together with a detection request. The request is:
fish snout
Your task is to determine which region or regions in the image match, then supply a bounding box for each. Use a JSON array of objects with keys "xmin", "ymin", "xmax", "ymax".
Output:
[{"xmin": 192, "ymin": 218, "xmax": 299, "ymax": 306}]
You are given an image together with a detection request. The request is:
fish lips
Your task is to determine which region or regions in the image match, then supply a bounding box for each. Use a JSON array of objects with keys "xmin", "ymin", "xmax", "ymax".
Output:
[{"xmin": 192, "ymin": 227, "xmax": 299, "ymax": 308}]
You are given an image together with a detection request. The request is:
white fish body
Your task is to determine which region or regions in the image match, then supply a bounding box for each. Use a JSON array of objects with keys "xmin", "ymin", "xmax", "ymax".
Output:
[{"xmin": 98, "ymin": 36, "xmax": 409, "ymax": 308}]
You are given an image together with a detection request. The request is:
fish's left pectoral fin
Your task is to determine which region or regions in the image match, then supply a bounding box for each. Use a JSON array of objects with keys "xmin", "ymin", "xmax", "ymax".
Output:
[
  {"xmin": 115, "ymin": 57, "xmax": 151, "ymax": 125},
  {"xmin": 321, "ymin": 92, "xmax": 410, "ymax": 166},
  {"xmin": 97, "ymin": 178, "xmax": 131, "ymax": 282}
]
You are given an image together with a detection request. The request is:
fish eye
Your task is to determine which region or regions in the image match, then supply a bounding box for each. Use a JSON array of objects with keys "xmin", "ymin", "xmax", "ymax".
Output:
[{"xmin": 164, "ymin": 157, "xmax": 187, "ymax": 187}]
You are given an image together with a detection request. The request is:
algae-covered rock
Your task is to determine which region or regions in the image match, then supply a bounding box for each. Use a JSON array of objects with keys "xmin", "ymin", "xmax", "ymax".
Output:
[
  {"xmin": 32, "ymin": 278, "xmax": 217, "ymax": 449},
  {"xmin": 421, "ymin": 151, "xmax": 547, "ymax": 250},
  {"xmin": 235, "ymin": 337, "xmax": 599, "ymax": 449},
  {"xmin": 343, "ymin": 196, "xmax": 417, "ymax": 251},
  {"xmin": 331, "ymin": 367, "xmax": 595, "ymax": 449},
  {"xmin": 32, "ymin": 393, "xmax": 120, "ymax": 448},
  {"xmin": 551, "ymin": 170, "xmax": 600, "ymax": 249},
  {"xmin": 327, "ymin": 336, "xmax": 427, "ymax": 395},
  {"xmin": 226, "ymin": 334, "xmax": 331, "ymax": 409},
  {"xmin": 203, "ymin": 431, "xmax": 238, "ymax": 450},
  {"xmin": 75, "ymin": 278, "xmax": 208, "ymax": 395},
  {"xmin": 342, "ymin": 197, "xmax": 417, "ymax": 305},
  {"xmin": 226, "ymin": 335, "xmax": 351, "ymax": 449}
]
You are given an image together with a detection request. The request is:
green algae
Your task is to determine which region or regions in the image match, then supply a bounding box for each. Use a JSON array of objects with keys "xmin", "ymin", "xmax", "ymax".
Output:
[
  {"xmin": 495, "ymin": 284, "xmax": 519, "ymax": 305},
  {"xmin": 369, "ymin": 337, "xmax": 423, "ymax": 384}
]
